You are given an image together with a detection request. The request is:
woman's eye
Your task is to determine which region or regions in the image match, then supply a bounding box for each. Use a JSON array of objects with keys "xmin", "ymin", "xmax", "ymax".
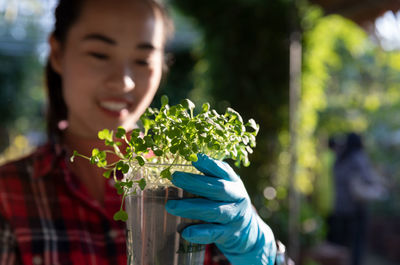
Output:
[
  {"xmin": 135, "ymin": 59, "xmax": 150, "ymax": 66},
  {"xmin": 88, "ymin": 52, "xmax": 109, "ymax": 60}
]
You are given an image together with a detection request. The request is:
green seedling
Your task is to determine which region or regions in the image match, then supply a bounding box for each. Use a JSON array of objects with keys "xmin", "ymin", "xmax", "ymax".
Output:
[{"xmin": 71, "ymin": 95, "xmax": 259, "ymax": 221}]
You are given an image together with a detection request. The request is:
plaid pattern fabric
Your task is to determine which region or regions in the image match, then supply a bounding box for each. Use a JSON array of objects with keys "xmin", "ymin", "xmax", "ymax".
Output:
[{"xmin": 0, "ymin": 143, "xmax": 230, "ymax": 265}]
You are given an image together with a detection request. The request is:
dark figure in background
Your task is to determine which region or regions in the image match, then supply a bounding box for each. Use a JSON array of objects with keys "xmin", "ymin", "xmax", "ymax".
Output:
[{"xmin": 328, "ymin": 133, "xmax": 379, "ymax": 265}]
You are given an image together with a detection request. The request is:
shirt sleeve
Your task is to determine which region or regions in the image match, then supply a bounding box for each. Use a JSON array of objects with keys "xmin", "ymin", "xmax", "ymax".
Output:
[
  {"xmin": 204, "ymin": 244, "xmax": 231, "ymax": 265},
  {"xmin": 0, "ymin": 217, "xmax": 21, "ymax": 265}
]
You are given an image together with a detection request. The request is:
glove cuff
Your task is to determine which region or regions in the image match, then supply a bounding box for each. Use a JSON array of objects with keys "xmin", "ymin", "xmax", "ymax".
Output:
[{"xmin": 223, "ymin": 215, "xmax": 277, "ymax": 265}]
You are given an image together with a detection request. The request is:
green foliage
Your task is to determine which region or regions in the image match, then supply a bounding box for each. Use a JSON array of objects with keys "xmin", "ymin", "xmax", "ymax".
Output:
[
  {"xmin": 137, "ymin": 97, "xmax": 258, "ymax": 167},
  {"xmin": 0, "ymin": 4, "xmax": 47, "ymax": 150},
  {"xmin": 168, "ymin": 0, "xmax": 293, "ymax": 247},
  {"xmin": 310, "ymin": 19, "xmax": 400, "ymax": 219},
  {"xmin": 71, "ymin": 96, "xmax": 259, "ymax": 221},
  {"xmin": 172, "ymin": 0, "xmax": 292, "ymax": 218},
  {"xmin": 286, "ymin": 5, "xmax": 400, "ymax": 249},
  {"xmin": 0, "ymin": 53, "xmax": 44, "ymax": 148}
]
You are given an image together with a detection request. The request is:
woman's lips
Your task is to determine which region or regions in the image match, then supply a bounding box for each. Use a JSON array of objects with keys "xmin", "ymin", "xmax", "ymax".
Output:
[{"xmin": 98, "ymin": 100, "xmax": 131, "ymax": 117}]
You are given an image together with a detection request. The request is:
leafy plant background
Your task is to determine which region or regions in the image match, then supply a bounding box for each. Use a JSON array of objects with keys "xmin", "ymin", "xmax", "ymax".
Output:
[{"xmin": 2, "ymin": 0, "xmax": 400, "ymax": 262}]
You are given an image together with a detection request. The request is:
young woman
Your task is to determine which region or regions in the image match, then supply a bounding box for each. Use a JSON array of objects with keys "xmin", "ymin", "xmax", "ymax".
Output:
[{"xmin": 0, "ymin": 0, "xmax": 278, "ymax": 264}]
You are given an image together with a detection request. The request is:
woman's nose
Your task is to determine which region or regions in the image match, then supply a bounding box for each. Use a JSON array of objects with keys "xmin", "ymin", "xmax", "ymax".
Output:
[
  {"xmin": 123, "ymin": 74, "xmax": 135, "ymax": 90},
  {"xmin": 107, "ymin": 64, "xmax": 135, "ymax": 91}
]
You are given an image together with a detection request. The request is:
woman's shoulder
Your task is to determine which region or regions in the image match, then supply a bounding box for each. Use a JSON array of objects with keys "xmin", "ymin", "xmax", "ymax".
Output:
[
  {"xmin": 0, "ymin": 143, "xmax": 55, "ymax": 183},
  {"xmin": 0, "ymin": 143, "xmax": 58, "ymax": 222},
  {"xmin": 351, "ymin": 150, "xmax": 371, "ymax": 165}
]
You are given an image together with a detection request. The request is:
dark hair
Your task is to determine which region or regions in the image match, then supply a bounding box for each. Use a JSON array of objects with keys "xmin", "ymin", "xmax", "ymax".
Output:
[
  {"xmin": 45, "ymin": 0, "xmax": 174, "ymax": 141},
  {"xmin": 338, "ymin": 132, "xmax": 363, "ymax": 161},
  {"xmin": 345, "ymin": 132, "xmax": 363, "ymax": 151}
]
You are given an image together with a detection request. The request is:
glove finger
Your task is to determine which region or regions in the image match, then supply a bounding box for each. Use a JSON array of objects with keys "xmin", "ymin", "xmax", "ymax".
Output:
[
  {"xmin": 193, "ymin": 153, "xmax": 239, "ymax": 181},
  {"xmin": 166, "ymin": 198, "xmax": 245, "ymax": 223},
  {"xmin": 172, "ymin": 171, "xmax": 243, "ymax": 201},
  {"xmin": 183, "ymin": 217, "xmax": 261, "ymax": 255},
  {"xmin": 180, "ymin": 223, "xmax": 231, "ymax": 245}
]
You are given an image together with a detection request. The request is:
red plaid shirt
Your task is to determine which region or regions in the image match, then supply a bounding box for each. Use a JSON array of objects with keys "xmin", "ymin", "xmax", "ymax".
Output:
[{"xmin": 0, "ymin": 143, "xmax": 230, "ymax": 265}]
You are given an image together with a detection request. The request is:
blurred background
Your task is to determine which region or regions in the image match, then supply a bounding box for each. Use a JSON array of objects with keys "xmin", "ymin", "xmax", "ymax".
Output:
[{"xmin": 1, "ymin": 0, "xmax": 400, "ymax": 264}]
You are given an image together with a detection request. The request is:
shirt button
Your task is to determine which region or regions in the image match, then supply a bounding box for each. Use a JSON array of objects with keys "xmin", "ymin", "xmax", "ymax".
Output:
[
  {"xmin": 32, "ymin": 255, "xmax": 43, "ymax": 265},
  {"xmin": 109, "ymin": 229, "xmax": 118, "ymax": 239}
]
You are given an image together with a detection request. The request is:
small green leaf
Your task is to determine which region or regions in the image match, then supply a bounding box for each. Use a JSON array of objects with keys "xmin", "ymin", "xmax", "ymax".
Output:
[
  {"xmin": 181, "ymin": 99, "xmax": 195, "ymax": 111},
  {"xmin": 234, "ymin": 124, "xmax": 245, "ymax": 136},
  {"xmin": 153, "ymin": 149, "xmax": 163, "ymax": 156},
  {"xmin": 137, "ymin": 178, "xmax": 146, "ymax": 190},
  {"xmin": 116, "ymin": 127, "xmax": 126, "ymax": 138},
  {"xmin": 202, "ymin": 103, "xmax": 210, "ymax": 112},
  {"xmin": 113, "ymin": 210, "xmax": 128, "ymax": 222},
  {"xmin": 160, "ymin": 168, "xmax": 172, "ymax": 180},
  {"xmin": 188, "ymin": 153, "xmax": 198, "ymax": 162},
  {"xmin": 242, "ymin": 135, "xmax": 249, "ymax": 145},
  {"xmin": 212, "ymin": 143, "xmax": 221, "ymax": 150},
  {"xmin": 246, "ymin": 146, "xmax": 253, "ymax": 154},
  {"xmin": 136, "ymin": 144, "xmax": 147, "ymax": 153},
  {"xmin": 180, "ymin": 148, "xmax": 190, "ymax": 157},
  {"xmin": 98, "ymin": 129, "xmax": 113, "ymax": 142},
  {"xmin": 243, "ymin": 156, "xmax": 250, "ymax": 167},
  {"xmin": 135, "ymin": 155, "xmax": 146, "ymax": 166},
  {"xmin": 103, "ymin": 170, "xmax": 112, "ymax": 179},
  {"xmin": 144, "ymin": 135, "xmax": 155, "ymax": 147},
  {"xmin": 249, "ymin": 134, "xmax": 256, "ymax": 147},
  {"xmin": 161, "ymin": 95, "xmax": 169, "ymax": 107},
  {"xmin": 226, "ymin": 108, "xmax": 243, "ymax": 123},
  {"xmin": 92, "ymin": 148, "xmax": 100, "ymax": 156},
  {"xmin": 115, "ymin": 161, "xmax": 129, "ymax": 173},
  {"xmin": 130, "ymin": 129, "xmax": 141, "ymax": 139},
  {"xmin": 142, "ymin": 118, "xmax": 154, "ymax": 134},
  {"xmin": 191, "ymin": 143, "xmax": 199, "ymax": 153},
  {"xmin": 231, "ymin": 147, "xmax": 238, "ymax": 158},
  {"xmin": 216, "ymin": 129, "xmax": 225, "ymax": 137},
  {"xmin": 145, "ymin": 107, "xmax": 155, "ymax": 116},
  {"xmin": 116, "ymin": 161, "xmax": 123, "ymax": 169},
  {"xmin": 98, "ymin": 150, "xmax": 106, "ymax": 159},
  {"xmin": 170, "ymin": 144, "xmax": 179, "ymax": 154},
  {"xmin": 125, "ymin": 181, "xmax": 133, "ymax": 188},
  {"xmin": 115, "ymin": 182, "xmax": 124, "ymax": 195},
  {"xmin": 122, "ymin": 163, "xmax": 129, "ymax": 174},
  {"xmin": 153, "ymin": 134, "xmax": 161, "ymax": 143}
]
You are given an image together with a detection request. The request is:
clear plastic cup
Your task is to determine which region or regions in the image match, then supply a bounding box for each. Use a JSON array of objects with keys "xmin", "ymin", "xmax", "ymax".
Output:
[{"xmin": 125, "ymin": 165, "xmax": 205, "ymax": 265}]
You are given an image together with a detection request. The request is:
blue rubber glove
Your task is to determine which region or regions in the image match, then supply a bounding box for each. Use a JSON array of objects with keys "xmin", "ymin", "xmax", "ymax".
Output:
[{"xmin": 165, "ymin": 153, "xmax": 276, "ymax": 265}]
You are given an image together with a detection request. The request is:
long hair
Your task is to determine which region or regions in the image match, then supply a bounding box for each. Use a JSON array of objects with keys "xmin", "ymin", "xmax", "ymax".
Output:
[
  {"xmin": 45, "ymin": 0, "xmax": 174, "ymax": 141},
  {"xmin": 45, "ymin": 0, "xmax": 82, "ymax": 141}
]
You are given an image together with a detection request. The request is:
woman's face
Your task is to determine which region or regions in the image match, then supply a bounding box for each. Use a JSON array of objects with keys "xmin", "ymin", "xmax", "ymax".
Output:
[{"xmin": 50, "ymin": 0, "xmax": 165, "ymax": 138}]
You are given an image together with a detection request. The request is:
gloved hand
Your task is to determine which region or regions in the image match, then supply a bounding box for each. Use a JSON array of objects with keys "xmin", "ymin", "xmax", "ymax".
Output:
[{"xmin": 165, "ymin": 153, "xmax": 276, "ymax": 265}]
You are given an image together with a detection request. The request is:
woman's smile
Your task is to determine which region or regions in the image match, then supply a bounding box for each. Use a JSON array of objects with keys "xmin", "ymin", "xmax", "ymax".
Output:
[{"xmin": 97, "ymin": 99, "xmax": 132, "ymax": 118}]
